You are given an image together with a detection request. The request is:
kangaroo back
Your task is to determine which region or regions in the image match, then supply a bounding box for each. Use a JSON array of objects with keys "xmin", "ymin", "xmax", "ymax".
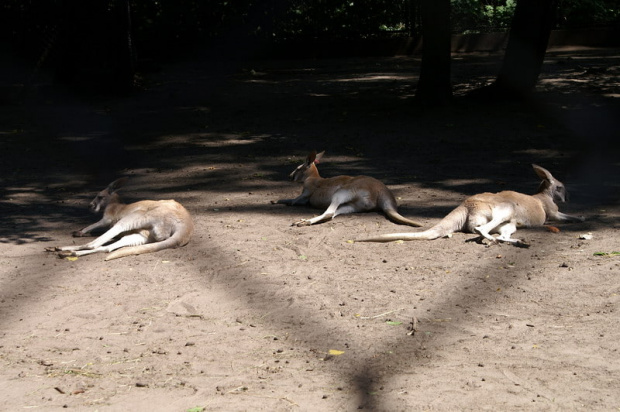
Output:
[{"xmin": 105, "ymin": 201, "xmax": 194, "ymax": 260}]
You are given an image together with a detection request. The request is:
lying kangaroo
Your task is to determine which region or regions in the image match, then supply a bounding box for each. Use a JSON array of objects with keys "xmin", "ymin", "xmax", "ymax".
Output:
[
  {"xmin": 272, "ymin": 150, "xmax": 422, "ymax": 227},
  {"xmin": 48, "ymin": 178, "xmax": 194, "ymax": 260},
  {"xmin": 357, "ymin": 164, "xmax": 584, "ymax": 246}
]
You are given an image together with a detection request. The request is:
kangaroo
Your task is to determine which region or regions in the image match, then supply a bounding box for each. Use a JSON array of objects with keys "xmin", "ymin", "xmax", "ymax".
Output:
[
  {"xmin": 357, "ymin": 164, "xmax": 584, "ymax": 247},
  {"xmin": 47, "ymin": 178, "xmax": 194, "ymax": 260},
  {"xmin": 272, "ymin": 150, "xmax": 422, "ymax": 227}
]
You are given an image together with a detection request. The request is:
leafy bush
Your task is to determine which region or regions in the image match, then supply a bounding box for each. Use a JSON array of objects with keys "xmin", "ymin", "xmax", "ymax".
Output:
[{"xmin": 451, "ymin": 0, "xmax": 516, "ymax": 33}]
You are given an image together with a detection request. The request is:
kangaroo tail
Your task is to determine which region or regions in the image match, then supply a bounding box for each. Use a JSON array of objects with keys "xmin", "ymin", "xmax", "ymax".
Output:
[
  {"xmin": 384, "ymin": 209, "xmax": 423, "ymax": 227},
  {"xmin": 378, "ymin": 191, "xmax": 423, "ymax": 227},
  {"xmin": 357, "ymin": 205, "xmax": 467, "ymax": 242},
  {"xmin": 105, "ymin": 228, "xmax": 191, "ymax": 261}
]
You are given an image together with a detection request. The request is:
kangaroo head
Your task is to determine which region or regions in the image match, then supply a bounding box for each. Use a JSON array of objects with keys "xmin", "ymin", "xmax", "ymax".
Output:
[
  {"xmin": 289, "ymin": 150, "xmax": 324, "ymax": 183},
  {"xmin": 532, "ymin": 164, "xmax": 568, "ymax": 203},
  {"xmin": 89, "ymin": 177, "xmax": 128, "ymax": 213}
]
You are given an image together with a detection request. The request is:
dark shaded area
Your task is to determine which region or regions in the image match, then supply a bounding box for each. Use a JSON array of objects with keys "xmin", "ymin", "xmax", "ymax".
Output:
[{"xmin": 53, "ymin": 0, "xmax": 135, "ymax": 94}]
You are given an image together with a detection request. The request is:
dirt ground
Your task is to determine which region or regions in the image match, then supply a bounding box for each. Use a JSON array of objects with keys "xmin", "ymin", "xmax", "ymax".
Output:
[{"xmin": 1, "ymin": 47, "xmax": 619, "ymax": 411}]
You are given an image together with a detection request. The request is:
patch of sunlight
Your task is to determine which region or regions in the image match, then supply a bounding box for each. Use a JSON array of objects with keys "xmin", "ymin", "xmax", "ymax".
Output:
[
  {"xmin": 436, "ymin": 178, "xmax": 494, "ymax": 187},
  {"xmin": 3, "ymin": 188, "xmax": 46, "ymax": 205},
  {"xmin": 185, "ymin": 106, "xmax": 211, "ymax": 113},
  {"xmin": 539, "ymin": 78, "xmax": 589, "ymax": 85},
  {"xmin": 245, "ymin": 79, "xmax": 276, "ymax": 84},
  {"xmin": 334, "ymin": 74, "xmax": 414, "ymax": 82},
  {"xmin": 515, "ymin": 149, "xmax": 567, "ymax": 158},
  {"xmin": 198, "ymin": 137, "xmax": 266, "ymax": 147},
  {"xmin": 58, "ymin": 134, "xmax": 101, "ymax": 142},
  {"xmin": 150, "ymin": 133, "xmax": 268, "ymax": 147},
  {"xmin": 5, "ymin": 186, "xmax": 45, "ymax": 193}
]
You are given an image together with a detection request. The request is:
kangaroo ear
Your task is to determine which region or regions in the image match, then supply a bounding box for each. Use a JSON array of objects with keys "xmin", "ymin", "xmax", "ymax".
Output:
[
  {"xmin": 532, "ymin": 164, "xmax": 553, "ymax": 182},
  {"xmin": 108, "ymin": 177, "xmax": 129, "ymax": 192},
  {"xmin": 314, "ymin": 151, "xmax": 325, "ymax": 164},
  {"xmin": 306, "ymin": 150, "xmax": 317, "ymax": 165}
]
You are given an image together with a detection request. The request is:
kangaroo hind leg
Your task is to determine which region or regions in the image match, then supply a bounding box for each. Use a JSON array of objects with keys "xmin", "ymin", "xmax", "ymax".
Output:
[
  {"xmin": 495, "ymin": 222, "xmax": 518, "ymax": 243},
  {"xmin": 496, "ymin": 223, "xmax": 530, "ymax": 248},
  {"xmin": 59, "ymin": 219, "xmax": 134, "ymax": 253},
  {"xmin": 472, "ymin": 206, "xmax": 513, "ymax": 243},
  {"xmin": 59, "ymin": 232, "xmax": 149, "ymax": 258},
  {"xmin": 294, "ymin": 190, "xmax": 354, "ymax": 226},
  {"xmin": 294, "ymin": 201, "xmax": 342, "ymax": 226}
]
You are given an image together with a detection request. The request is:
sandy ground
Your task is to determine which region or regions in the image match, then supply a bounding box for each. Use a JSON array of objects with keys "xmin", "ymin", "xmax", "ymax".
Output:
[{"xmin": 1, "ymin": 47, "xmax": 619, "ymax": 411}]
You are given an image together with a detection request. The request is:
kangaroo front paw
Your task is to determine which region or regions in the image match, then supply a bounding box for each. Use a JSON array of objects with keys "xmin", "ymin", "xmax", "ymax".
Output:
[
  {"xmin": 466, "ymin": 235, "xmax": 488, "ymax": 245},
  {"xmin": 474, "ymin": 228, "xmax": 500, "ymax": 245},
  {"xmin": 45, "ymin": 246, "xmax": 61, "ymax": 253},
  {"xmin": 72, "ymin": 230, "xmax": 87, "ymax": 237},
  {"xmin": 57, "ymin": 250, "xmax": 76, "ymax": 258},
  {"xmin": 513, "ymin": 240, "xmax": 530, "ymax": 248},
  {"xmin": 482, "ymin": 238, "xmax": 499, "ymax": 248}
]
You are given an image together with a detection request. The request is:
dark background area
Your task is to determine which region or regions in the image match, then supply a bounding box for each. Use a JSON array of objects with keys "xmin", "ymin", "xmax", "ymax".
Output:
[
  {"xmin": 0, "ymin": 2, "xmax": 619, "ymax": 410},
  {"xmin": 2, "ymin": 0, "xmax": 619, "ymax": 90}
]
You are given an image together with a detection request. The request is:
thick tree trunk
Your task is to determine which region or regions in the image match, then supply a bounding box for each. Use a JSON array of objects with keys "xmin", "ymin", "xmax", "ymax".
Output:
[
  {"xmin": 416, "ymin": 0, "xmax": 452, "ymax": 106},
  {"xmin": 494, "ymin": 0, "xmax": 558, "ymax": 98}
]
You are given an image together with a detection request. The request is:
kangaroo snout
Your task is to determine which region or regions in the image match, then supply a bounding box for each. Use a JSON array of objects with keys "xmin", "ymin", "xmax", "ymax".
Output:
[
  {"xmin": 89, "ymin": 197, "xmax": 107, "ymax": 213},
  {"xmin": 89, "ymin": 201, "xmax": 100, "ymax": 213}
]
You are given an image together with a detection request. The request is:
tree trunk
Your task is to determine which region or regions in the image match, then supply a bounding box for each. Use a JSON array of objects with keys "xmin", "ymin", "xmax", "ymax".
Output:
[
  {"xmin": 416, "ymin": 0, "xmax": 452, "ymax": 106},
  {"xmin": 110, "ymin": 0, "xmax": 136, "ymax": 93},
  {"xmin": 494, "ymin": 0, "xmax": 558, "ymax": 98}
]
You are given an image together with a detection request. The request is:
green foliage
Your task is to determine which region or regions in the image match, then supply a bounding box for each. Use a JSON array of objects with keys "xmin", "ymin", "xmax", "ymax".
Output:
[
  {"xmin": 451, "ymin": 0, "xmax": 516, "ymax": 32},
  {"xmin": 482, "ymin": 0, "xmax": 516, "ymax": 28}
]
